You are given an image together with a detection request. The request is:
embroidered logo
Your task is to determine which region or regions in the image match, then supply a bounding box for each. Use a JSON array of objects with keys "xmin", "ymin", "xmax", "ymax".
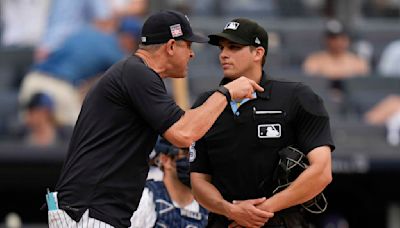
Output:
[
  {"xmin": 258, "ymin": 124, "xmax": 281, "ymax": 138},
  {"xmin": 255, "ymin": 37, "xmax": 261, "ymax": 44},
  {"xmin": 224, "ymin": 22, "xmax": 240, "ymax": 30},
  {"xmin": 189, "ymin": 142, "xmax": 196, "ymax": 162},
  {"xmin": 170, "ymin": 24, "xmax": 183, "ymax": 37}
]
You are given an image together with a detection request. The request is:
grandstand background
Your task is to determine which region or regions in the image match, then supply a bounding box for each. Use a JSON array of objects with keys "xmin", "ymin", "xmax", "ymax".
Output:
[{"xmin": 1, "ymin": 0, "xmax": 400, "ymax": 227}]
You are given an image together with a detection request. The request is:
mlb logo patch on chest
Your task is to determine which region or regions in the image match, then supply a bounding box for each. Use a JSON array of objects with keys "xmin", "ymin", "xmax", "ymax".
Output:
[{"xmin": 258, "ymin": 124, "xmax": 281, "ymax": 138}]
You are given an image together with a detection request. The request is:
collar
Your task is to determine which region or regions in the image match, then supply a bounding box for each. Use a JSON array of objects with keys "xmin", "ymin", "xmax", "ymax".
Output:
[{"xmin": 219, "ymin": 71, "xmax": 272, "ymax": 100}]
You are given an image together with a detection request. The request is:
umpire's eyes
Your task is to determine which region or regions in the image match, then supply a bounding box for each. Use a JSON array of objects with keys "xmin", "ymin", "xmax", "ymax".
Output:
[{"xmin": 219, "ymin": 45, "xmax": 244, "ymax": 51}]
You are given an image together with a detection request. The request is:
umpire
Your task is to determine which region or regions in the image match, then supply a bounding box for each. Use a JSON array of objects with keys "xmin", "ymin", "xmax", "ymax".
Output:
[
  {"xmin": 190, "ymin": 18, "xmax": 335, "ymax": 228},
  {"xmin": 46, "ymin": 11, "xmax": 264, "ymax": 228}
]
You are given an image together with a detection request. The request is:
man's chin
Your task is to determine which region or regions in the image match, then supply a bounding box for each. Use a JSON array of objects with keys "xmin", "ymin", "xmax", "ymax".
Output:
[{"xmin": 223, "ymin": 72, "xmax": 239, "ymax": 79}]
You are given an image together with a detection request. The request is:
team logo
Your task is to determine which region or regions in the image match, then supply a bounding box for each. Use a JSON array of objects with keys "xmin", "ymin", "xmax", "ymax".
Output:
[
  {"xmin": 170, "ymin": 24, "xmax": 183, "ymax": 37},
  {"xmin": 258, "ymin": 124, "xmax": 281, "ymax": 138},
  {"xmin": 189, "ymin": 142, "xmax": 196, "ymax": 162},
  {"xmin": 255, "ymin": 37, "xmax": 261, "ymax": 44},
  {"xmin": 224, "ymin": 22, "xmax": 240, "ymax": 30},
  {"xmin": 141, "ymin": 37, "xmax": 147, "ymax": 42}
]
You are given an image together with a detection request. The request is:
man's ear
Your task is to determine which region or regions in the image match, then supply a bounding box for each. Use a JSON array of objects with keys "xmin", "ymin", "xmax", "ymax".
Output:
[
  {"xmin": 254, "ymin": 46, "xmax": 265, "ymax": 62},
  {"xmin": 166, "ymin": 39, "xmax": 176, "ymax": 55}
]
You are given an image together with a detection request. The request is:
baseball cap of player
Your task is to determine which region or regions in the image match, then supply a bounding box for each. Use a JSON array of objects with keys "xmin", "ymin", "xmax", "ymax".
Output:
[
  {"xmin": 140, "ymin": 10, "xmax": 208, "ymax": 45},
  {"xmin": 208, "ymin": 18, "xmax": 269, "ymax": 54},
  {"xmin": 154, "ymin": 136, "xmax": 179, "ymax": 157}
]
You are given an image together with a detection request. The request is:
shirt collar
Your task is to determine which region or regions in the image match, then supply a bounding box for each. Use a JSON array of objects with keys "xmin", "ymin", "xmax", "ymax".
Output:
[{"xmin": 219, "ymin": 71, "xmax": 272, "ymax": 100}]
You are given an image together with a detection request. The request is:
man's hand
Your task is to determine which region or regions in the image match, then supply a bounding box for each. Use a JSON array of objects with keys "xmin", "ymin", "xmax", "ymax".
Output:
[
  {"xmin": 224, "ymin": 76, "xmax": 264, "ymax": 100},
  {"xmin": 226, "ymin": 197, "xmax": 274, "ymax": 228}
]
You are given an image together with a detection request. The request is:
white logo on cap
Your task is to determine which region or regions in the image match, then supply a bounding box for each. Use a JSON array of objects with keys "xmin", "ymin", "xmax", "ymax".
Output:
[
  {"xmin": 170, "ymin": 24, "xmax": 183, "ymax": 38},
  {"xmin": 141, "ymin": 37, "xmax": 147, "ymax": 42},
  {"xmin": 224, "ymin": 22, "xmax": 240, "ymax": 30},
  {"xmin": 255, "ymin": 37, "xmax": 261, "ymax": 44}
]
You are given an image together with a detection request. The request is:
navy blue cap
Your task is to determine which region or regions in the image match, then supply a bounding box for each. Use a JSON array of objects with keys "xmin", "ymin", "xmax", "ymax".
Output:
[
  {"xmin": 119, "ymin": 16, "xmax": 142, "ymax": 39},
  {"xmin": 140, "ymin": 10, "xmax": 208, "ymax": 45},
  {"xmin": 154, "ymin": 136, "xmax": 179, "ymax": 156},
  {"xmin": 25, "ymin": 92, "xmax": 54, "ymax": 111}
]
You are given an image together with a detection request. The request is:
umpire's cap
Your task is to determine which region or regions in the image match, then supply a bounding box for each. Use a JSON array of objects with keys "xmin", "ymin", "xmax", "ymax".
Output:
[
  {"xmin": 209, "ymin": 18, "xmax": 269, "ymax": 55},
  {"xmin": 140, "ymin": 10, "xmax": 208, "ymax": 45}
]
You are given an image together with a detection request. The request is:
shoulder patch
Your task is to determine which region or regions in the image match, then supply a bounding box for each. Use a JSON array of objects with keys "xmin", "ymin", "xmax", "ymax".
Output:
[{"xmin": 189, "ymin": 142, "xmax": 196, "ymax": 162}]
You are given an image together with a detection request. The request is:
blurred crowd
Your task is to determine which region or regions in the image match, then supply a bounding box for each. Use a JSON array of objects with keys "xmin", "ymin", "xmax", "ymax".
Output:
[
  {"xmin": 1, "ymin": 0, "xmax": 399, "ymax": 149},
  {"xmin": 1, "ymin": 0, "xmax": 147, "ymax": 147}
]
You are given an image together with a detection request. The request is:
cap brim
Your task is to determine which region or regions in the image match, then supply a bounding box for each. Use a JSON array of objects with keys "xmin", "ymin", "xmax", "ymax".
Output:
[
  {"xmin": 208, "ymin": 32, "xmax": 250, "ymax": 46},
  {"xmin": 184, "ymin": 32, "xmax": 209, "ymax": 43}
]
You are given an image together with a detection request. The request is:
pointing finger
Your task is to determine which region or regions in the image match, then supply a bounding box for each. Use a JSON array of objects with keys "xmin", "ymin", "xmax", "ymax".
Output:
[{"xmin": 249, "ymin": 80, "xmax": 264, "ymax": 92}]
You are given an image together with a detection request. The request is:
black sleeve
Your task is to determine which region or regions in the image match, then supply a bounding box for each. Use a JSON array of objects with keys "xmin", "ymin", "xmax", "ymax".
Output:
[
  {"xmin": 122, "ymin": 60, "xmax": 184, "ymax": 134},
  {"xmin": 191, "ymin": 91, "xmax": 215, "ymax": 109},
  {"xmin": 189, "ymin": 91, "xmax": 215, "ymax": 174},
  {"xmin": 189, "ymin": 138, "xmax": 212, "ymax": 174},
  {"xmin": 292, "ymin": 83, "xmax": 335, "ymax": 154}
]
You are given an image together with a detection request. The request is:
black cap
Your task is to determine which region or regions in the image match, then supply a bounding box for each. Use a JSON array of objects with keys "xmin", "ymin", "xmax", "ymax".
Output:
[
  {"xmin": 209, "ymin": 18, "xmax": 269, "ymax": 54},
  {"xmin": 141, "ymin": 10, "xmax": 208, "ymax": 45},
  {"xmin": 325, "ymin": 19, "xmax": 347, "ymax": 37}
]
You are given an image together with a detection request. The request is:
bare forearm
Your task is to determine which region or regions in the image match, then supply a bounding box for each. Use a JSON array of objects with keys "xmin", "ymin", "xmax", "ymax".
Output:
[
  {"xmin": 164, "ymin": 92, "xmax": 227, "ymax": 147},
  {"xmin": 191, "ymin": 175, "xmax": 232, "ymax": 217}
]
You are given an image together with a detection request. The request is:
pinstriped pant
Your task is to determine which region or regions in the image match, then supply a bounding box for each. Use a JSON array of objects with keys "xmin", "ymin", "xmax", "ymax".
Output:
[{"xmin": 48, "ymin": 209, "xmax": 114, "ymax": 228}]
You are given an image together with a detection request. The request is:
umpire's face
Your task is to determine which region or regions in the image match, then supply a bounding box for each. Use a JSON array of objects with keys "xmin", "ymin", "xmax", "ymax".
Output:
[{"xmin": 218, "ymin": 39, "xmax": 261, "ymax": 79}]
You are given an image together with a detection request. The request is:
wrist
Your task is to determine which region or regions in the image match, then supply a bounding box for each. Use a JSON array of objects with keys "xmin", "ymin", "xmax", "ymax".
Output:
[
  {"xmin": 221, "ymin": 200, "xmax": 234, "ymax": 218},
  {"xmin": 216, "ymin": 85, "xmax": 231, "ymax": 103}
]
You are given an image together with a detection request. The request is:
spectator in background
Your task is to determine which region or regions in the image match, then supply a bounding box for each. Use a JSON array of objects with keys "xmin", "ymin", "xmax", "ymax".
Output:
[
  {"xmin": 1, "ymin": 0, "xmax": 51, "ymax": 47},
  {"xmin": 20, "ymin": 92, "xmax": 72, "ymax": 147},
  {"xmin": 35, "ymin": 0, "xmax": 113, "ymax": 62},
  {"xmin": 377, "ymin": 39, "xmax": 400, "ymax": 77},
  {"xmin": 302, "ymin": 19, "xmax": 370, "ymax": 80},
  {"xmin": 364, "ymin": 94, "xmax": 400, "ymax": 146},
  {"xmin": 19, "ymin": 17, "xmax": 142, "ymax": 126},
  {"xmin": 110, "ymin": 0, "xmax": 149, "ymax": 18},
  {"xmin": 302, "ymin": 19, "xmax": 370, "ymax": 112},
  {"xmin": 130, "ymin": 137, "xmax": 208, "ymax": 227}
]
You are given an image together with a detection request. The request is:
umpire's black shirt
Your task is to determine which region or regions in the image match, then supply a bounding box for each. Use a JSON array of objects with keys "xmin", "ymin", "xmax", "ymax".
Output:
[
  {"xmin": 54, "ymin": 55, "xmax": 184, "ymax": 228},
  {"xmin": 190, "ymin": 72, "xmax": 335, "ymax": 226}
]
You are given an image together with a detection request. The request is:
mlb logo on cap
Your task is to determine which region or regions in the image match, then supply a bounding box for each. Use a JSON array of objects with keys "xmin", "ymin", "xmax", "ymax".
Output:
[
  {"xmin": 224, "ymin": 22, "xmax": 240, "ymax": 30},
  {"xmin": 170, "ymin": 24, "xmax": 183, "ymax": 38}
]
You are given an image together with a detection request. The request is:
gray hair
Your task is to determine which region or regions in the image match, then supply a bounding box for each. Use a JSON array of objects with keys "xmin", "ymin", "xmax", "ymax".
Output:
[{"xmin": 138, "ymin": 43, "xmax": 164, "ymax": 52}]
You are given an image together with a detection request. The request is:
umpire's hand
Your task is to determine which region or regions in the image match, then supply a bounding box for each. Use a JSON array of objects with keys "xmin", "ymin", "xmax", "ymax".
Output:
[
  {"xmin": 226, "ymin": 197, "xmax": 274, "ymax": 228},
  {"xmin": 224, "ymin": 76, "xmax": 264, "ymax": 100}
]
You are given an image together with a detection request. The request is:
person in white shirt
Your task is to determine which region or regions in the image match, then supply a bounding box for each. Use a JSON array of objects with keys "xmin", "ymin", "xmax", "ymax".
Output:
[{"xmin": 377, "ymin": 40, "xmax": 400, "ymax": 77}]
